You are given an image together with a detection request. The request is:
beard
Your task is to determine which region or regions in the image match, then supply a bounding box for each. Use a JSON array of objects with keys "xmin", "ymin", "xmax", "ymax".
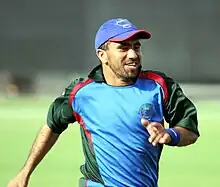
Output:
[{"xmin": 108, "ymin": 61, "xmax": 142, "ymax": 83}]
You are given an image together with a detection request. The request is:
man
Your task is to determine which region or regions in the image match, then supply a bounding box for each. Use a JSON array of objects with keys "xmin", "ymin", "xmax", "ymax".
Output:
[{"xmin": 7, "ymin": 18, "xmax": 199, "ymax": 187}]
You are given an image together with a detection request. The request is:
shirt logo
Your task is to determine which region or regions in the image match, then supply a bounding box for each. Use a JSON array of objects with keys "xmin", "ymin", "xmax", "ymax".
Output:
[
  {"xmin": 116, "ymin": 19, "xmax": 132, "ymax": 29},
  {"xmin": 138, "ymin": 103, "xmax": 154, "ymax": 120}
]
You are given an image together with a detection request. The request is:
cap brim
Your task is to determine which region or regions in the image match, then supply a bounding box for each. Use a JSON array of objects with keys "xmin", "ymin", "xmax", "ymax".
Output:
[{"xmin": 109, "ymin": 30, "xmax": 151, "ymax": 42}]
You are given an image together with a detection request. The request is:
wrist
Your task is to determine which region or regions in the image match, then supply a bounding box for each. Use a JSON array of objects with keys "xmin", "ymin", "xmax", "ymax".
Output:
[
  {"xmin": 165, "ymin": 128, "xmax": 181, "ymax": 146},
  {"xmin": 20, "ymin": 167, "xmax": 32, "ymax": 179}
]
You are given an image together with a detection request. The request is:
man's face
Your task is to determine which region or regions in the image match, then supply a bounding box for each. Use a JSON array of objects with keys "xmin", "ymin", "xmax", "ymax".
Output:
[{"xmin": 104, "ymin": 38, "xmax": 142, "ymax": 81}]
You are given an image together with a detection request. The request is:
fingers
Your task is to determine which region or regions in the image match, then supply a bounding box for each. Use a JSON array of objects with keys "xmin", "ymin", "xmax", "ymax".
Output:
[
  {"xmin": 151, "ymin": 132, "xmax": 171, "ymax": 146},
  {"xmin": 151, "ymin": 132, "xmax": 165, "ymax": 146},
  {"xmin": 142, "ymin": 120, "xmax": 171, "ymax": 146},
  {"xmin": 147, "ymin": 126, "xmax": 159, "ymax": 144},
  {"xmin": 159, "ymin": 133, "xmax": 171, "ymax": 144}
]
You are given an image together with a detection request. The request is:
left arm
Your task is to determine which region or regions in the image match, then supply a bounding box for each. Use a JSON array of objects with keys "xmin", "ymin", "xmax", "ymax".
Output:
[
  {"xmin": 141, "ymin": 72, "xmax": 199, "ymax": 147},
  {"xmin": 173, "ymin": 126, "xmax": 198, "ymax": 146},
  {"xmin": 163, "ymin": 74, "xmax": 200, "ymax": 146}
]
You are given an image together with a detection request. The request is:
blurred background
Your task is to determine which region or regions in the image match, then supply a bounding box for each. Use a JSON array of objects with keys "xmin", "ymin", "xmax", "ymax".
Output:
[
  {"xmin": 0, "ymin": 0, "xmax": 219, "ymax": 186},
  {"xmin": 0, "ymin": 0, "xmax": 220, "ymax": 96}
]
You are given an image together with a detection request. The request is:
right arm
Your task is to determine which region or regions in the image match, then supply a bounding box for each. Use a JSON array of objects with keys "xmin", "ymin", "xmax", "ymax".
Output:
[
  {"xmin": 7, "ymin": 80, "xmax": 78, "ymax": 187},
  {"xmin": 22, "ymin": 125, "xmax": 59, "ymax": 178},
  {"xmin": 7, "ymin": 125, "xmax": 59, "ymax": 187}
]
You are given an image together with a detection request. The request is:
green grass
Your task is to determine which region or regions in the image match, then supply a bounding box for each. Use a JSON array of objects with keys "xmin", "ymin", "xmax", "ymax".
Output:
[{"xmin": 1, "ymin": 97, "xmax": 219, "ymax": 187}]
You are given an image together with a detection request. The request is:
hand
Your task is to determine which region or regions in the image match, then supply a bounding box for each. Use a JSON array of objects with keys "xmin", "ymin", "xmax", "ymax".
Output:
[
  {"xmin": 141, "ymin": 118, "xmax": 171, "ymax": 146},
  {"xmin": 7, "ymin": 172, "xmax": 29, "ymax": 187}
]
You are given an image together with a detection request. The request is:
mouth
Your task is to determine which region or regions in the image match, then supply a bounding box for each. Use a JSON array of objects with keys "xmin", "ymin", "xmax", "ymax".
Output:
[{"xmin": 125, "ymin": 63, "xmax": 140, "ymax": 68}]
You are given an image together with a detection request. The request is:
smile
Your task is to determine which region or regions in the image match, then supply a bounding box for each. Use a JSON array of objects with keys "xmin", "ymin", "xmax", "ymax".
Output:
[{"xmin": 126, "ymin": 63, "xmax": 140, "ymax": 67}]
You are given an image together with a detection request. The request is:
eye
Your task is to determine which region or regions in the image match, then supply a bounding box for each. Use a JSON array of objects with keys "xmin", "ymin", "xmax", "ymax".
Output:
[
  {"xmin": 119, "ymin": 45, "xmax": 129, "ymax": 51},
  {"xmin": 134, "ymin": 45, "xmax": 140, "ymax": 50}
]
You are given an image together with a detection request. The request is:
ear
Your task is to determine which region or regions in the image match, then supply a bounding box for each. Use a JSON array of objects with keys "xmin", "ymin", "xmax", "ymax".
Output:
[{"xmin": 96, "ymin": 49, "xmax": 108, "ymax": 65}]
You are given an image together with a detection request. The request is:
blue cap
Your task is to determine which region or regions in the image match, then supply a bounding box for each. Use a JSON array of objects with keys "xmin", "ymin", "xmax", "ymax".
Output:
[{"xmin": 95, "ymin": 18, "xmax": 151, "ymax": 50}]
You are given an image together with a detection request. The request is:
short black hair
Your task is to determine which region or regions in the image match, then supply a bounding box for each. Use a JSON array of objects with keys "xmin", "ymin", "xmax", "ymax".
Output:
[{"xmin": 98, "ymin": 42, "xmax": 109, "ymax": 51}]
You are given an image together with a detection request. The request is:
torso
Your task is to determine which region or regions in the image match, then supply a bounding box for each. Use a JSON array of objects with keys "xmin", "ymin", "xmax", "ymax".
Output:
[{"xmin": 72, "ymin": 77, "xmax": 165, "ymax": 187}]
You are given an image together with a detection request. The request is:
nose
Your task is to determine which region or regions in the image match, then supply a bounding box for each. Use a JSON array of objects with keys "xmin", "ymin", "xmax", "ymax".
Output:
[{"xmin": 127, "ymin": 49, "xmax": 138, "ymax": 59}]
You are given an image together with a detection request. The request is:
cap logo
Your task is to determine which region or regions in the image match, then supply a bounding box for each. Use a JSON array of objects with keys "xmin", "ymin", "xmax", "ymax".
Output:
[{"xmin": 116, "ymin": 19, "xmax": 132, "ymax": 29}]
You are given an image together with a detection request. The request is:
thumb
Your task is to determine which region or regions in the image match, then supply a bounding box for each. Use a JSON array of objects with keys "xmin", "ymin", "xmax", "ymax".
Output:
[{"xmin": 141, "ymin": 118, "xmax": 149, "ymax": 127}]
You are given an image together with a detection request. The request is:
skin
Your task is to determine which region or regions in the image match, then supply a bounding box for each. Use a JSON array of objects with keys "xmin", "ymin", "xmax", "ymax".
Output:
[{"xmin": 7, "ymin": 36, "xmax": 198, "ymax": 187}]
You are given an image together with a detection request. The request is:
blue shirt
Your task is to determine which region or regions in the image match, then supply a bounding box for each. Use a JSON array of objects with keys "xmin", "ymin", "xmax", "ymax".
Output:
[
  {"xmin": 72, "ymin": 77, "xmax": 165, "ymax": 187},
  {"xmin": 47, "ymin": 65, "xmax": 199, "ymax": 187}
]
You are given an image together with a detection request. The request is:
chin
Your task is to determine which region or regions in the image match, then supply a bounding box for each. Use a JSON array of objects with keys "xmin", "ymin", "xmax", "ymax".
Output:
[
  {"xmin": 129, "ymin": 67, "xmax": 141, "ymax": 77},
  {"xmin": 129, "ymin": 73, "xmax": 139, "ymax": 78},
  {"xmin": 124, "ymin": 72, "xmax": 140, "ymax": 82},
  {"xmin": 122, "ymin": 66, "xmax": 142, "ymax": 81}
]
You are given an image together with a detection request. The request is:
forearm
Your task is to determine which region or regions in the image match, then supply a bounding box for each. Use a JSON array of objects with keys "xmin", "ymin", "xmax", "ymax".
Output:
[
  {"xmin": 174, "ymin": 126, "xmax": 199, "ymax": 146},
  {"xmin": 21, "ymin": 124, "xmax": 59, "ymax": 177}
]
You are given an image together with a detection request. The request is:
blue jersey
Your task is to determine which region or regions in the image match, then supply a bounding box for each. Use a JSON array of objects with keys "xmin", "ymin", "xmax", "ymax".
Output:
[
  {"xmin": 72, "ymin": 77, "xmax": 164, "ymax": 187},
  {"xmin": 47, "ymin": 65, "xmax": 199, "ymax": 187}
]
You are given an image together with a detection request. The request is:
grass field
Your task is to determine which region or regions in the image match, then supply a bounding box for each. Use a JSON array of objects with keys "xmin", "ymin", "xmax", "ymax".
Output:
[{"xmin": 0, "ymin": 97, "xmax": 219, "ymax": 187}]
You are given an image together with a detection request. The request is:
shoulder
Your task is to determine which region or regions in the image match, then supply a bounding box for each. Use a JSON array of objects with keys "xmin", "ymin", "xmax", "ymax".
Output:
[
  {"xmin": 64, "ymin": 77, "xmax": 93, "ymax": 105},
  {"xmin": 62, "ymin": 77, "xmax": 93, "ymax": 95},
  {"xmin": 139, "ymin": 70, "xmax": 179, "ymax": 103},
  {"xmin": 62, "ymin": 77, "xmax": 85, "ymax": 97},
  {"xmin": 139, "ymin": 70, "xmax": 167, "ymax": 80},
  {"xmin": 140, "ymin": 70, "xmax": 168, "ymax": 94},
  {"xmin": 139, "ymin": 70, "xmax": 177, "ymax": 88}
]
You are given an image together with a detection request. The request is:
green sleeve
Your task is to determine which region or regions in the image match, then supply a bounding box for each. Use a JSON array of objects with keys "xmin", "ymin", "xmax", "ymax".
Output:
[
  {"xmin": 162, "ymin": 75, "xmax": 200, "ymax": 136},
  {"xmin": 47, "ymin": 78, "xmax": 84, "ymax": 134}
]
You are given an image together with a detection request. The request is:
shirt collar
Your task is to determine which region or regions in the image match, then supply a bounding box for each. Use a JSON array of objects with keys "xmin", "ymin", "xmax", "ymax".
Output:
[{"xmin": 88, "ymin": 65, "xmax": 105, "ymax": 82}]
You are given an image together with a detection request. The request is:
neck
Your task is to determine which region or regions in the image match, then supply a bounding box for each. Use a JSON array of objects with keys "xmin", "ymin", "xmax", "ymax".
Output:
[{"xmin": 102, "ymin": 64, "xmax": 134, "ymax": 86}]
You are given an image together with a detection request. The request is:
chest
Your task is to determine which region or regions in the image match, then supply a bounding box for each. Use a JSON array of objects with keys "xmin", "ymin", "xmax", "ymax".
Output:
[{"xmin": 73, "ymin": 80, "xmax": 164, "ymax": 134}]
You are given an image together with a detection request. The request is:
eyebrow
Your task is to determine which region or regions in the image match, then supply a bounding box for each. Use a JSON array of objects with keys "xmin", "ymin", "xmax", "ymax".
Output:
[{"xmin": 117, "ymin": 41, "xmax": 141, "ymax": 48}]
